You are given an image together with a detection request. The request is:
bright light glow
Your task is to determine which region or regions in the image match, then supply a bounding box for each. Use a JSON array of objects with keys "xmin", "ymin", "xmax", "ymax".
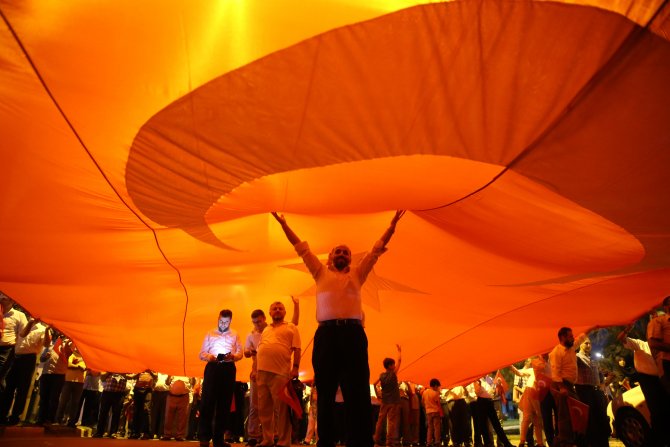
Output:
[{"xmin": 595, "ymin": 352, "xmax": 603, "ymax": 358}]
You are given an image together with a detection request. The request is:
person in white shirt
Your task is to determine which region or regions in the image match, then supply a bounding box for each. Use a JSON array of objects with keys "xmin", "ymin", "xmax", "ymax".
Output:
[
  {"xmin": 0, "ymin": 293, "xmax": 31, "ymax": 394},
  {"xmin": 0, "ymin": 315, "xmax": 48, "ymax": 424},
  {"xmin": 244, "ymin": 309, "xmax": 268, "ymax": 446},
  {"xmin": 272, "ymin": 210, "xmax": 404, "ymax": 447},
  {"xmin": 445, "ymin": 386, "xmax": 470, "ymax": 447},
  {"xmin": 619, "ymin": 322, "xmax": 670, "ymax": 447},
  {"xmin": 55, "ymin": 347, "xmax": 86, "ymax": 427},
  {"xmin": 473, "ymin": 377, "xmax": 514, "ymax": 447},
  {"xmin": 244, "ymin": 298, "xmax": 299, "ymax": 447},
  {"xmin": 548, "ymin": 327, "xmax": 586, "ymax": 447},
  {"xmin": 198, "ymin": 309, "xmax": 243, "ymax": 447},
  {"xmin": 256, "ymin": 301, "xmax": 301, "ymax": 447}
]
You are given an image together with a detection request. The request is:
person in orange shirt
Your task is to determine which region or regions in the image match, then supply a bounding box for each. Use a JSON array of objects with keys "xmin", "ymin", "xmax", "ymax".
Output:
[{"xmin": 422, "ymin": 379, "xmax": 442, "ymax": 447}]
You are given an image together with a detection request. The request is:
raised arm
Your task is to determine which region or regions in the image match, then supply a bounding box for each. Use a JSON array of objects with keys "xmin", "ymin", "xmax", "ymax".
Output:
[
  {"xmin": 509, "ymin": 364, "xmax": 530, "ymax": 378},
  {"xmin": 291, "ymin": 295, "xmax": 299, "ymax": 326},
  {"xmin": 272, "ymin": 212, "xmax": 302, "ymax": 246},
  {"xmin": 19, "ymin": 317, "xmax": 39, "ymax": 338},
  {"xmin": 379, "ymin": 210, "xmax": 405, "ymax": 248},
  {"xmin": 396, "ymin": 344, "xmax": 402, "ymax": 371},
  {"xmin": 272, "ymin": 212, "xmax": 323, "ymax": 279}
]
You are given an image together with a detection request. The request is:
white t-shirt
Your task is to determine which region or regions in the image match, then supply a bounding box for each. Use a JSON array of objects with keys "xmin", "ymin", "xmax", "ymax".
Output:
[
  {"xmin": 245, "ymin": 329, "xmax": 263, "ymax": 374},
  {"xmin": 15, "ymin": 322, "xmax": 47, "ymax": 354},
  {"xmin": 257, "ymin": 322, "xmax": 300, "ymax": 377},
  {"xmin": 295, "ymin": 240, "xmax": 386, "ymax": 321},
  {"xmin": 1, "ymin": 308, "xmax": 28, "ymax": 346},
  {"xmin": 624, "ymin": 337, "xmax": 658, "ymax": 376}
]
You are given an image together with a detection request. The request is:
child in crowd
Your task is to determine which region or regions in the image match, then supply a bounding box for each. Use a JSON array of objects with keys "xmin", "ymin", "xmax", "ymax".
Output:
[
  {"xmin": 422, "ymin": 379, "xmax": 442, "ymax": 447},
  {"xmin": 373, "ymin": 345, "xmax": 402, "ymax": 446}
]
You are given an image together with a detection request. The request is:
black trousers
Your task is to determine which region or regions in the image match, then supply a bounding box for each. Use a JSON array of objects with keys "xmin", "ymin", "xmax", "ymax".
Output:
[
  {"xmin": 0, "ymin": 353, "xmax": 36, "ymax": 421},
  {"xmin": 540, "ymin": 390, "xmax": 557, "ymax": 447},
  {"xmin": 151, "ymin": 389, "xmax": 169, "ymax": 437},
  {"xmin": 132, "ymin": 387, "xmax": 152, "ymax": 436},
  {"xmin": 95, "ymin": 390, "xmax": 125, "ymax": 436},
  {"xmin": 476, "ymin": 397, "xmax": 510, "ymax": 447},
  {"xmin": 199, "ymin": 361, "xmax": 236, "ymax": 447},
  {"xmin": 449, "ymin": 399, "xmax": 471, "ymax": 445},
  {"xmin": 37, "ymin": 373, "xmax": 65, "ymax": 423},
  {"xmin": 79, "ymin": 389, "xmax": 101, "ymax": 426},
  {"xmin": 314, "ymin": 324, "xmax": 373, "ymax": 447},
  {"xmin": 0, "ymin": 345, "xmax": 15, "ymax": 393},
  {"xmin": 637, "ymin": 372, "xmax": 670, "ymax": 447},
  {"xmin": 469, "ymin": 401, "xmax": 482, "ymax": 446},
  {"xmin": 574, "ymin": 384, "xmax": 609, "ymax": 447}
]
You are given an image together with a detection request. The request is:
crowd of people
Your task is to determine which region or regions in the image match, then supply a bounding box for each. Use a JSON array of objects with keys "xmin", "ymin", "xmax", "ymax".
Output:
[{"xmin": 1, "ymin": 211, "xmax": 669, "ymax": 447}]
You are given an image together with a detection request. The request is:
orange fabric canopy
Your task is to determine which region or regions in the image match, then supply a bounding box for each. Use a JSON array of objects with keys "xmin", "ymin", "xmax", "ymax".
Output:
[{"xmin": 1, "ymin": 0, "xmax": 669, "ymax": 386}]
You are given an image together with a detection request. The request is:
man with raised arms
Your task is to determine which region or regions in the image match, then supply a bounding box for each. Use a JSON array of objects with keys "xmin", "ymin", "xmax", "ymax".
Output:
[{"xmin": 271, "ymin": 210, "xmax": 405, "ymax": 447}]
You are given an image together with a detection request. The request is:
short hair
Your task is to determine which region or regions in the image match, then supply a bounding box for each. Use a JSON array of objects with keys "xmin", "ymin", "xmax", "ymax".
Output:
[
  {"xmin": 663, "ymin": 296, "xmax": 670, "ymax": 307},
  {"xmin": 429, "ymin": 378, "xmax": 441, "ymax": 388},
  {"xmin": 383, "ymin": 358, "xmax": 395, "ymax": 369},
  {"xmin": 219, "ymin": 309, "xmax": 233, "ymax": 319},
  {"xmin": 251, "ymin": 309, "xmax": 265, "ymax": 319},
  {"xmin": 557, "ymin": 327, "xmax": 572, "ymax": 339}
]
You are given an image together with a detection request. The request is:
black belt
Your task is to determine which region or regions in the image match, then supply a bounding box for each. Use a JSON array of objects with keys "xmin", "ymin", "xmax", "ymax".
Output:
[{"xmin": 319, "ymin": 319, "xmax": 362, "ymax": 327}]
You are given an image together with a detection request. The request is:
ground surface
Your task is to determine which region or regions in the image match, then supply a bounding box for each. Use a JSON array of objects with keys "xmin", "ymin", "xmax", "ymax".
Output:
[{"xmin": 0, "ymin": 425, "xmax": 626, "ymax": 447}]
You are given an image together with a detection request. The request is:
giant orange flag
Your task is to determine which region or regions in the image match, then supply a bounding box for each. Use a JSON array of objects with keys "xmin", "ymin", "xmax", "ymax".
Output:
[{"xmin": 1, "ymin": 0, "xmax": 669, "ymax": 386}]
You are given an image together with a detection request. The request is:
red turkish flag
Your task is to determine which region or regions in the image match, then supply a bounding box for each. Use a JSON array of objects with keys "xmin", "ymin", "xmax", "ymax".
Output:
[
  {"xmin": 534, "ymin": 372, "xmax": 552, "ymax": 401},
  {"xmin": 494, "ymin": 370, "xmax": 509, "ymax": 393},
  {"xmin": 567, "ymin": 396, "xmax": 589, "ymax": 434},
  {"xmin": 277, "ymin": 379, "xmax": 303, "ymax": 419}
]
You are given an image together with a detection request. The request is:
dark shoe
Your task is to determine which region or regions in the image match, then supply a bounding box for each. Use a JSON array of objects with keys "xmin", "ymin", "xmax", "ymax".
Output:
[
  {"xmin": 161, "ymin": 435, "xmax": 172, "ymax": 441},
  {"xmin": 93, "ymin": 433, "xmax": 103, "ymax": 438},
  {"xmin": 247, "ymin": 440, "xmax": 258, "ymax": 447},
  {"xmin": 175, "ymin": 437, "xmax": 185, "ymax": 441}
]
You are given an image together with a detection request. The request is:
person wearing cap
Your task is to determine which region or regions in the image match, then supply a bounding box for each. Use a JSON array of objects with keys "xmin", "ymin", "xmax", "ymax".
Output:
[{"xmin": 272, "ymin": 210, "xmax": 405, "ymax": 447}]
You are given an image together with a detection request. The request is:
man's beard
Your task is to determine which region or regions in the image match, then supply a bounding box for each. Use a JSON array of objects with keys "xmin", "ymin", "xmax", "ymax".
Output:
[
  {"xmin": 333, "ymin": 257, "xmax": 349, "ymax": 270},
  {"xmin": 564, "ymin": 340, "xmax": 574, "ymax": 348}
]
